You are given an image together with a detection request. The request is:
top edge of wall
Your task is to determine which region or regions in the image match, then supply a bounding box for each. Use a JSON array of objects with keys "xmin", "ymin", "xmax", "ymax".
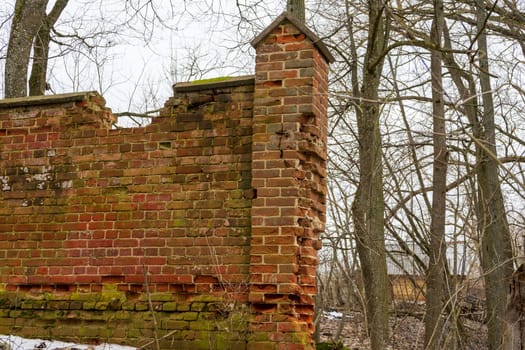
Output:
[
  {"xmin": 173, "ymin": 75, "xmax": 255, "ymax": 93},
  {"xmin": 0, "ymin": 91, "xmax": 101, "ymax": 109}
]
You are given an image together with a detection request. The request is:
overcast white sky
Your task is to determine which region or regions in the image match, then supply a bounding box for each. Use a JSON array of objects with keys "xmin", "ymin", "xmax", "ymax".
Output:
[{"xmin": 0, "ymin": 0, "xmax": 291, "ymax": 120}]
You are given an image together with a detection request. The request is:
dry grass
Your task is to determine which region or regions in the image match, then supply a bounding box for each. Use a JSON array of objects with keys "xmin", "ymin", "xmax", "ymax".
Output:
[{"xmin": 318, "ymin": 311, "xmax": 488, "ymax": 350}]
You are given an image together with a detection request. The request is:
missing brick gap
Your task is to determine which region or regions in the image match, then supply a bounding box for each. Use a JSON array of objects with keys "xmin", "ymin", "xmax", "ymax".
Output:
[{"xmin": 159, "ymin": 141, "xmax": 171, "ymax": 149}]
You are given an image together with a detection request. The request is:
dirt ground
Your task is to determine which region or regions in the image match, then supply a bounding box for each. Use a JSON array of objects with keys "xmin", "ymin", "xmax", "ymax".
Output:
[{"xmin": 317, "ymin": 311, "xmax": 488, "ymax": 350}]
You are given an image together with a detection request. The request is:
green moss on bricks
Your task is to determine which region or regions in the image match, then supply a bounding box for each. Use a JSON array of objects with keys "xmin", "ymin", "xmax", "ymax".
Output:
[
  {"xmin": 227, "ymin": 310, "xmax": 248, "ymax": 326},
  {"xmin": 189, "ymin": 319, "xmax": 215, "ymax": 331},
  {"xmin": 114, "ymin": 310, "xmax": 132, "ymax": 320},
  {"xmin": 161, "ymin": 319, "xmax": 188, "ymax": 330},
  {"xmin": 191, "ymin": 76, "xmax": 232, "ymax": 84},
  {"xmin": 171, "ymin": 313, "xmax": 186, "ymax": 321},
  {"xmin": 191, "ymin": 295, "xmax": 223, "ymax": 303},
  {"xmin": 139, "ymin": 292, "xmax": 174, "ymax": 302},
  {"xmin": 77, "ymin": 310, "xmax": 112, "ymax": 322},
  {"xmin": 69, "ymin": 301, "xmax": 83, "ymax": 310},
  {"xmin": 82, "ymin": 301, "xmax": 97, "ymax": 310},
  {"xmin": 0, "ymin": 314, "xmax": 14, "ymax": 323},
  {"xmin": 179, "ymin": 330, "xmax": 197, "ymax": 341},
  {"xmin": 176, "ymin": 303, "xmax": 191, "ymax": 312},
  {"xmin": 187, "ymin": 333, "xmax": 247, "ymax": 350},
  {"xmin": 110, "ymin": 326, "xmax": 127, "ymax": 339},
  {"xmin": 44, "ymin": 292, "xmax": 69, "ymax": 301},
  {"xmin": 138, "ymin": 311, "xmax": 155, "ymax": 322},
  {"xmin": 101, "ymin": 284, "xmax": 127, "ymax": 302},
  {"xmin": 0, "ymin": 293, "xmax": 8, "ymax": 307},
  {"xmin": 198, "ymin": 312, "xmax": 216, "ymax": 321},
  {"xmin": 42, "ymin": 310, "xmax": 64, "ymax": 320},
  {"xmin": 9, "ymin": 309, "xmax": 35, "ymax": 318},
  {"xmin": 135, "ymin": 302, "xmax": 149, "ymax": 311},
  {"xmin": 209, "ymin": 333, "xmax": 242, "ymax": 350},
  {"xmin": 125, "ymin": 327, "xmax": 140, "ymax": 339},
  {"xmin": 190, "ymin": 303, "xmax": 206, "ymax": 312},
  {"xmin": 70, "ymin": 292, "xmax": 99, "ymax": 301},
  {"xmin": 95, "ymin": 302, "xmax": 110, "ymax": 310},
  {"xmin": 76, "ymin": 325, "xmax": 114, "ymax": 338},
  {"xmin": 71, "ymin": 285, "xmax": 125, "ymax": 302},
  {"xmin": 230, "ymin": 189, "xmax": 244, "ymax": 199},
  {"xmin": 248, "ymin": 331, "xmax": 272, "ymax": 342},
  {"xmin": 138, "ymin": 327, "xmax": 156, "ymax": 338},
  {"xmin": 316, "ymin": 342, "xmax": 350, "ymax": 350},
  {"xmin": 0, "ymin": 292, "xmax": 19, "ymax": 308},
  {"xmin": 47, "ymin": 301, "xmax": 69, "ymax": 310},
  {"xmin": 129, "ymin": 319, "xmax": 147, "ymax": 331},
  {"xmin": 291, "ymin": 331, "xmax": 312, "ymax": 347},
  {"xmin": 185, "ymin": 339, "xmax": 210, "ymax": 349},
  {"xmin": 31, "ymin": 300, "xmax": 47, "ymax": 310},
  {"xmin": 163, "ymin": 302, "xmax": 178, "ymax": 311},
  {"xmin": 182, "ymin": 312, "xmax": 199, "ymax": 321},
  {"xmin": 122, "ymin": 302, "xmax": 135, "ymax": 311},
  {"xmin": 172, "ymin": 218, "xmax": 188, "ymax": 227}
]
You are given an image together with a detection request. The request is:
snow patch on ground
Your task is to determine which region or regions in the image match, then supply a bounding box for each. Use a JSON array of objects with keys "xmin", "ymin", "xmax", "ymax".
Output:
[
  {"xmin": 324, "ymin": 311, "xmax": 343, "ymax": 320},
  {"xmin": 0, "ymin": 335, "xmax": 136, "ymax": 350}
]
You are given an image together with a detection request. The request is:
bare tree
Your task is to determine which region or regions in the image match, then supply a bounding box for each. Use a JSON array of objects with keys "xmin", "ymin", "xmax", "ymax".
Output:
[
  {"xmin": 350, "ymin": 0, "xmax": 391, "ymax": 348},
  {"xmin": 4, "ymin": 0, "xmax": 48, "ymax": 97},
  {"xmin": 424, "ymin": 0, "xmax": 448, "ymax": 348},
  {"xmin": 473, "ymin": 1, "xmax": 515, "ymax": 348},
  {"xmin": 287, "ymin": 0, "xmax": 305, "ymax": 23},
  {"xmin": 28, "ymin": 0, "xmax": 69, "ymax": 96}
]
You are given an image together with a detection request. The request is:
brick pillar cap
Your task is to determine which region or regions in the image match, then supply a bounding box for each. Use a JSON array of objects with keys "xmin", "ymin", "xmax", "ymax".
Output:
[{"xmin": 251, "ymin": 11, "xmax": 335, "ymax": 64}]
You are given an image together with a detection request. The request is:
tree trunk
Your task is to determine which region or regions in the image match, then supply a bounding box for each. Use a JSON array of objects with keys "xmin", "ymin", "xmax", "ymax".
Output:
[
  {"xmin": 29, "ymin": 0, "xmax": 69, "ymax": 96},
  {"xmin": 442, "ymin": 12, "xmax": 514, "ymax": 347},
  {"xmin": 475, "ymin": 1, "xmax": 515, "ymax": 348},
  {"xmin": 503, "ymin": 264, "xmax": 525, "ymax": 350},
  {"xmin": 445, "ymin": 11, "xmax": 513, "ymax": 350},
  {"xmin": 28, "ymin": 26, "xmax": 51, "ymax": 96},
  {"xmin": 424, "ymin": 0, "xmax": 448, "ymax": 347},
  {"xmin": 351, "ymin": 1, "xmax": 390, "ymax": 349},
  {"xmin": 5, "ymin": 0, "xmax": 48, "ymax": 98},
  {"xmin": 286, "ymin": 0, "xmax": 305, "ymax": 23}
]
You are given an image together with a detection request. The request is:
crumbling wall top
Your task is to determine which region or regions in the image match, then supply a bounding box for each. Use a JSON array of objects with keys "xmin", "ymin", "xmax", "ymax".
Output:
[
  {"xmin": 173, "ymin": 75, "xmax": 255, "ymax": 93},
  {"xmin": 0, "ymin": 91, "xmax": 104, "ymax": 109}
]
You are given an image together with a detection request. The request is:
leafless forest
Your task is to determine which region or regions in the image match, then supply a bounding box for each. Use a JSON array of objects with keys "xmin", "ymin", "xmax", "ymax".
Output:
[{"xmin": 2, "ymin": 0, "xmax": 525, "ymax": 349}]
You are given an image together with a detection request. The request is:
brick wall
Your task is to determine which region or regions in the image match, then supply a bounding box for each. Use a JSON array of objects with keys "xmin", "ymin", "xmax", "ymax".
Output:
[
  {"xmin": 248, "ymin": 13, "xmax": 332, "ymax": 350},
  {"xmin": 0, "ymin": 12, "xmax": 332, "ymax": 350}
]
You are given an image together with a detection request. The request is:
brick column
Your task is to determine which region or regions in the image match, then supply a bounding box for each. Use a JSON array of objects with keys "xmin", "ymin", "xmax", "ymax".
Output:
[{"xmin": 248, "ymin": 12, "xmax": 334, "ymax": 350}]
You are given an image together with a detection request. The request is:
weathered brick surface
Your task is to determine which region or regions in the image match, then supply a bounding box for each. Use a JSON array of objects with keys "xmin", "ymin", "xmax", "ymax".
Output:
[
  {"xmin": 0, "ymin": 82, "xmax": 253, "ymax": 291},
  {"xmin": 249, "ymin": 13, "xmax": 332, "ymax": 350},
  {"xmin": 0, "ymin": 85, "xmax": 253, "ymax": 349},
  {"xmin": 0, "ymin": 12, "xmax": 331, "ymax": 350}
]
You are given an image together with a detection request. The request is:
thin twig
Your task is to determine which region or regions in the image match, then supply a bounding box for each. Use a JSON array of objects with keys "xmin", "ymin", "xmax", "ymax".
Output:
[
  {"xmin": 137, "ymin": 330, "xmax": 179, "ymax": 349},
  {"xmin": 143, "ymin": 264, "xmax": 161, "ymax": 350}
]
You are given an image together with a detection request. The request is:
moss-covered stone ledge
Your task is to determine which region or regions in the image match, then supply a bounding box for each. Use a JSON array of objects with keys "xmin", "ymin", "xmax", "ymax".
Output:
[{"xmin": 0, "ymin": 288, "xmax": 249, "ymax": 350}]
